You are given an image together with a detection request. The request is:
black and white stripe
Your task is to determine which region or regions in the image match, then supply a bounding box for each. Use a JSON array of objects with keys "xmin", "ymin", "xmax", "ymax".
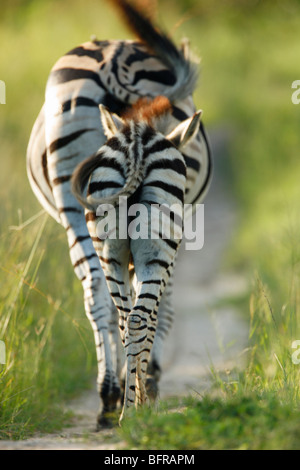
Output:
[{"xmin": 26, "ymin": 0, "xmax": 212, "ymax": 426}]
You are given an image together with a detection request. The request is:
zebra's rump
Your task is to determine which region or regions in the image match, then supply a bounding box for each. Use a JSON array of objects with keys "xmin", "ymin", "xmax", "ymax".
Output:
[{"xmin": 27, "ymin": 39, "xmax": 211, "ymax": 224}]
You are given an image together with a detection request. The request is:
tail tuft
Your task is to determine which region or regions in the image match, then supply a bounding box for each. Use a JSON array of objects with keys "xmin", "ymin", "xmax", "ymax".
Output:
[{"xmin": 109, "ymin": 0, "xmax": 198, "ymax": 101}]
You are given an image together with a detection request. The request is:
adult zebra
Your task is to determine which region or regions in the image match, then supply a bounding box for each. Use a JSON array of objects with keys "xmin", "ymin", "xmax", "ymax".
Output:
[{"xmin": 27, "ymin": 0, "xmax": 212, "ymax": 426}]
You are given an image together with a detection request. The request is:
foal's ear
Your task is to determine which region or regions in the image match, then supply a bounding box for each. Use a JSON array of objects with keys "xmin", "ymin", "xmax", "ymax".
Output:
[
  {"xmin": 167, "ymin": 110, "xmax": 202, "ymax": 150},
  {"xmin": 99, "ymin": 104, "xmax": 124, "ymax": 139}
]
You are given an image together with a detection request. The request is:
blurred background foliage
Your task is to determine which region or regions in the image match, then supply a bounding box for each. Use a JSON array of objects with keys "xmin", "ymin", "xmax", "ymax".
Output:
[{"xmin": 1, "ymin": 0, "xmax": 300, "ymax": 441}]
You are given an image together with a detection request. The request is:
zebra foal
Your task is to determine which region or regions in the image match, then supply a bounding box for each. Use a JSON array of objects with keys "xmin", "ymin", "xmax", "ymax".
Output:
[
  {"xmin": 27, "ymin": 0, "xmax": 212, "ymax": 426},
  {"xmin": 72, "ymin": 96, "xmax": 202, "ymax": 420}
]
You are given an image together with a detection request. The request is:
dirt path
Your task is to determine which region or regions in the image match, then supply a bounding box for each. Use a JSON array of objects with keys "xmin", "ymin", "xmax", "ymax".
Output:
[{"xmin": 0, "ymin": 130, "xmax": 249, "ymax": 450}]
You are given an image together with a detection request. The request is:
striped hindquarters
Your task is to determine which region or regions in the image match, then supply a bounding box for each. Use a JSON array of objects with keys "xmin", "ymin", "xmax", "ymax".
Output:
[{"xmin": 27, "ymin": 38, "xmax": 211, "ymax": 223}]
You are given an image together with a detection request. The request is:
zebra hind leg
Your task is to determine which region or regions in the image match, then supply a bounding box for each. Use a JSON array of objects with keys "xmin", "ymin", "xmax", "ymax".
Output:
[{"xmin": 82, "ymin": 275, "xmax": 121, "ymax": 429}]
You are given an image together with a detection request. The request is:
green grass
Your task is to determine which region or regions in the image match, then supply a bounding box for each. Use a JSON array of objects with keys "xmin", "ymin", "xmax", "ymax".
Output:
[
  {"xmin": 119, "ymin": 394, "xmax": 300, "ymax": 450},
  {"xmin": 118, "ymin": 267, "xmax": 300, "ymax": 450},
  {"xmin": 1, "ymin": 0, "xmax": 300, "ymax": 447},
  {"xmin": 0, "ymin": 215, "xmax": 95, "ymax": 439}
]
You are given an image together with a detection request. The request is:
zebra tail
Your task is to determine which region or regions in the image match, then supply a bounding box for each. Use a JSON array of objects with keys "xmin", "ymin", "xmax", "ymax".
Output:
[
  {"xmin": 71, "ymin": 150, "xmax": 143, "ymax": 211},
  {"xmin": 109, "ymin": 0, "xmax": 199, "ymax": 101}
]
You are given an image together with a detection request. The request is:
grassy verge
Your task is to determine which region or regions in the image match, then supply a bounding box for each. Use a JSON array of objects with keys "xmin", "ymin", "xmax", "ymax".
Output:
[
  {"xmin": 118, "ymin": 269, "xmax": 300, "ymax": 449},
  {"xmin": 119, "ymin": 394, "xmax": 300, "ymax": 450},
  {"xmin": 0, "ymin": 215, "xmax": 95, "ymax": 439}
]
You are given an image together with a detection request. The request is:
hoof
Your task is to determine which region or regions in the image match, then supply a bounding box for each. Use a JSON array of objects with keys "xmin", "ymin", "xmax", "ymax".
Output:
[
  {"xmin": 97, "ymin": 385, "xmax": 121, "ymax": 430},
  {"xmin": 96, "ymin": 411, "xmax": 118, "ymax": 430}
]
